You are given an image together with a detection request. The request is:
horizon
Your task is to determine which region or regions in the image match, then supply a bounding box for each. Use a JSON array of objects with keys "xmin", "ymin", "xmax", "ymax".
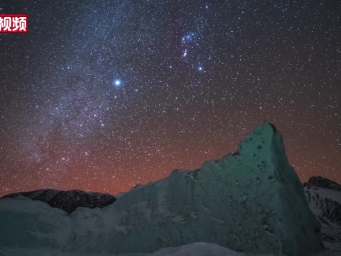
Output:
[{"xmin": 1, "ymin": 121, "xmax": 339, "ymax": 198}]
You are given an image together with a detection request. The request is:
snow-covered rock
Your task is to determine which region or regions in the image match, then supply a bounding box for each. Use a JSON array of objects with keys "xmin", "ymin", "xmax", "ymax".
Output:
[
  {"xmin": 303, "ymin": 177, "xmax": 341, "ymax": 250},
  {"xmin": 1, "ymin": 189, "xmax": 116, "ymax": 214},
  {"xmin": 0, "ymin": 122, "xmax": 324, "ymax": 256}
]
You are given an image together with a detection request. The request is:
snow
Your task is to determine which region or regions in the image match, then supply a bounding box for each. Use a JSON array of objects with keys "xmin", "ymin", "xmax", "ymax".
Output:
[
  {"xmin": 1, "ymin": 242, "xmax": 341, "ymax": 256},
  {"xmin": 324, "ymin": 242, "xmax": 341, "ymax": 251},
  {"xmin": 0, "ymin": 242, "xmax": 274, "ymax": 256},
  {"xmin": 310, "ymin": 187, "xmax": 341, "ymax": 205},
  {"xmin": 303, "ymin": 180, "xmax": 341, "ymax": 250},
  {"xmin": 0, "ymin": 243, "xmax": 242, "ymax": 256}
]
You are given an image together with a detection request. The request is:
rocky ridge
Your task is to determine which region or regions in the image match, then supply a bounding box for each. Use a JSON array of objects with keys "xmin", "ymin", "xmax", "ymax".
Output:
[
  {"xmin": 303, "ymin": 176, "xmax": 341, "ymax": 249},
  {"xmin": 1, "ymin": 189, "xmax": 116, "ymax": 214}
]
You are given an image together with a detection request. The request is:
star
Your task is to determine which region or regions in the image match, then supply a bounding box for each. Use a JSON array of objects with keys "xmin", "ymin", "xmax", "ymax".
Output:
[
  {"xmin": 113, "ymin": 79, "xmax": 122, "ymax": 87},
  {"xmin": 0, "ymin": 0, "xmax": 340, "ymax": 199}
]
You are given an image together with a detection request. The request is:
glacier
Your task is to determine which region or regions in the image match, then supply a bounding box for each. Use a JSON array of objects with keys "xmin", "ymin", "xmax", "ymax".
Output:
[{"xmin": 0, "ymin": 122, "xmax": 326, "ymax": 256}]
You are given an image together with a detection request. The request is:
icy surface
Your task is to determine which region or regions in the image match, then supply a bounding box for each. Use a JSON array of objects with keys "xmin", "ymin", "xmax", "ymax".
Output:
[
  {"xmin": 0, "ymin": 122, "xmax": 324, "ymax": 256},
  {"xmin": 0, "ymin": 195, "xmax": 72, "ymax": 249}
]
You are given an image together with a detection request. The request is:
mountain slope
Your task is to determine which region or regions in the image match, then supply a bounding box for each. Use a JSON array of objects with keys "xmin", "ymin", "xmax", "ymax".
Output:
[{"xmin": 303, "ymin": 177, "xmax": 341, "ymax": 250}]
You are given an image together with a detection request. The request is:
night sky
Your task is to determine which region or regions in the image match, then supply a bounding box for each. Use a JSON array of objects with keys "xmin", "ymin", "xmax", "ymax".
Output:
[{"xmin": 0, "ymin": 0, "xmax": 340, "ymax": 197}]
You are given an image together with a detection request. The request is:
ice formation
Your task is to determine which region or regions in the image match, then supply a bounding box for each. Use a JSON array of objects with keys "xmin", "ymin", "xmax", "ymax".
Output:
[{"xmin": 0, "ymin": 122, "xmax": 324, "ymax": 256}]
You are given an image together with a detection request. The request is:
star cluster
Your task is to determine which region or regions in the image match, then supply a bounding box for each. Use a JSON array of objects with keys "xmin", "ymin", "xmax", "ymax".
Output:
[{"xmin": 0, "ymin": 0, "xmax": 340, "ymax": 196}]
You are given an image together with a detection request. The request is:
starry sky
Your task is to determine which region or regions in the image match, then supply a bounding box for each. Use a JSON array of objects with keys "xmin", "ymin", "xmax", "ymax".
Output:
[{"xmin": 0, "ymin": 0, "xmax": 340, "ymax": 197}]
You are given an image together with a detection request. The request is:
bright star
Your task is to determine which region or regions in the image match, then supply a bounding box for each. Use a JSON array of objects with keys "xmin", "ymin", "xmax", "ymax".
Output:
[
  {"xmin": 113, "ymin": 79, "xmax": 122, "ymax": 87},
  {"xmin": 198, "ymin": 66, "xmax": 203, "ymax": 71}
]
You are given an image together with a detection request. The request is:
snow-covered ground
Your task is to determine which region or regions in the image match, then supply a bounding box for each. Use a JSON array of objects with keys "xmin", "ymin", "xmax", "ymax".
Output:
[
  {"xmin": 1, "ymin": 242, "xmax": 341, "ymax": 256},
  {"xmin": 0, "ymin": 243, "xmax": 254, "ymax": 256}
]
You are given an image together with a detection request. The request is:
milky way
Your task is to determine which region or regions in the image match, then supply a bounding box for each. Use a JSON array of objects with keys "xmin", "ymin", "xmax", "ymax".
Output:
[{"xmin": 0, "ymin": 0, "xmax": 340, "ymax": 196}]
